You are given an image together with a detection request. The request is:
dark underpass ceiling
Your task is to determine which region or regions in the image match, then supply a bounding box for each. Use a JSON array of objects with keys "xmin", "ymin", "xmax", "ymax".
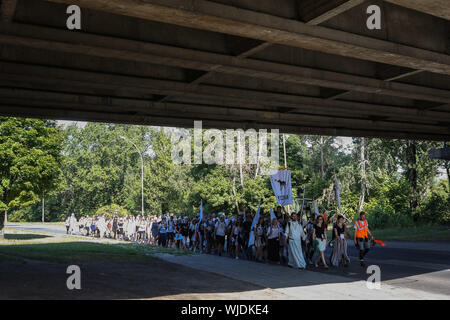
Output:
[{"xmin": 0, "ymin": 0, "xmax": 449, "ymax": 140}]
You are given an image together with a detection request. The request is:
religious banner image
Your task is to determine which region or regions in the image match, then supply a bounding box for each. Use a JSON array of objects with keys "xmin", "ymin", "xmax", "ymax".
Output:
[{"xmin": 270, "ymin": 169, "xmax": 293, "ymax": 206}]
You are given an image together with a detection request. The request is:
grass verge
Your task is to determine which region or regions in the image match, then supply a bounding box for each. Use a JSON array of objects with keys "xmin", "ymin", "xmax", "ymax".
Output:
[
  {"xmin": 370, "ymin": 225, "xmax": 450, "ymax": 241},
  {"xmin": 326, "ymin": 225, "xmax": 450, "ymax": 241},
  {"xmin": 0, "ymin": 231, "xmax": 189, "ymax": 263}
]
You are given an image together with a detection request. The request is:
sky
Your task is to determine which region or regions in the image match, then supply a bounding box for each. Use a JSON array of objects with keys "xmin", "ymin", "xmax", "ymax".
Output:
[{"xmin": 57, "ymin": 120, "xmax": 87, "ymax": 129}]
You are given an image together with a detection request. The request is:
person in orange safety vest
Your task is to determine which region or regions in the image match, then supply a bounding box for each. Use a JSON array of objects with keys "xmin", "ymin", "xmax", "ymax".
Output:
[{"xmin": 353, "ymin": 211, "xmax": 373, "ymax": 267}]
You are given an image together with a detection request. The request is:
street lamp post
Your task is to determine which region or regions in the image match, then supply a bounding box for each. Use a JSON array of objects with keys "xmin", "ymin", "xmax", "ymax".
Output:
[
  {"xmin": 121, "ymin": 136, "xmax": 145, "ymax": 216},
  {"xmin": 42, "ymin": 191, "xmax": 45, "ymax": 223}
]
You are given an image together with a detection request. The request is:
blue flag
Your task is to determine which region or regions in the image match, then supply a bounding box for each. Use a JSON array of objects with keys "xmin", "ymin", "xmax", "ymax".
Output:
[
  {"xmin": 199, "ymin": 199, "xmax": 203, "ymax": 222},
  {"xmin": 248, "ymin": 203, "xmax": 261, "ymax": 247}
]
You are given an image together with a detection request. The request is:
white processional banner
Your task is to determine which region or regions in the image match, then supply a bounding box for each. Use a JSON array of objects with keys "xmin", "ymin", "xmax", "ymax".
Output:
[
  {"xmin": 313, "ymin": 200, "xmax": 320, "ymax": 218},
  {"xmin": 270, "ymin": 170, "xmax": 293, "ymax": 206},
  {"xmin": 248, "ymin": 203, "xmax": 261, "ymax": 248}
]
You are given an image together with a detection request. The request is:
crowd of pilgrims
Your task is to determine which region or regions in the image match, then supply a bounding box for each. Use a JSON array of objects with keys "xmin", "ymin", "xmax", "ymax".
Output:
[{"xmin": 65, "ymin": 206, "xmax": 353, "ymax": 269}]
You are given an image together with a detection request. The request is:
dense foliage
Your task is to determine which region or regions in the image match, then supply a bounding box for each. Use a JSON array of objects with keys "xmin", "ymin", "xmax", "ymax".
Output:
[
  {"xmin": 3, "ymin": 119, "xmax": 449, "ymax": 228},
  {"xmin": 0, "ymin": 117, "xmax": 64, "ymax": 227}
]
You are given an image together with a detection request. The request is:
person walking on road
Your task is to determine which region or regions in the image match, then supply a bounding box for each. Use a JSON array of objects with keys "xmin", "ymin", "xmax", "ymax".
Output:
[
  {"xmin": 65, "ymin": 216, "xmax": 70, "ymax": 234},
  {"xmin": 354, "ymin": 211, "xmax": 374, "ymax": 267},
  {"xmin": 97, "ymin": 215, "xmax": 107, "ymax": 238},
  {"xmin": 231, "ymin": 220, "xmax": 242, "ymax": 259},
  {"xmin": 68, "ymin": 213, "xmax": 77, "ymax": 235},
  {"xmin": 267, "ymin": 218, "xmax": 281, "ymax": 264},
  {"xmin": 312, "ymin": 215, "xmax": 329, "ymax": 269},
  {"xmin": 285, "ymin": 212, "xmax": 307, "ymax": 269},
  {"xmin": 215, "ymin": 215, "xmax": 227, "ymax": 256},
  {"xmin": 330, "ymin": 215, "xmax": 350, "ymax": 267},
  {"xmin": 112, "ymin": 216, "xmax": 118, "ymax": 239},
  {"xmin": 151, "ymin": 218, "xmax": 159, "ymax": 245},
  {"xmin": 253, "ymin": 217, "xmax": 265, "ymax": 262}
]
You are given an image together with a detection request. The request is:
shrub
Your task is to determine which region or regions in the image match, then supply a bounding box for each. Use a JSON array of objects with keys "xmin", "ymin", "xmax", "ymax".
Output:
[
  {"xmin": 366, "ymin": 198, "xmax": 394, "ymax": 229},
  {"xmin": 416, "ymin": 183, "xmax": 450, "ymax": 225},
  {"xmin": 94, "ymin": 204, "xmax": 130, "ymax": 218},
  {"xmin": 365, "ymin": 198, "xmax": 414, "ymax": 229}
]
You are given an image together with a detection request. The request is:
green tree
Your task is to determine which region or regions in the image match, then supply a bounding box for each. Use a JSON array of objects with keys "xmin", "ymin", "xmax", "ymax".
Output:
[
  {"xmin": 46, "ymin": 122, "xmax": 151, "ymax": 218},
  {"xmin": 0, "ymin": 117, "xmax": 63, "ymax": 237}
]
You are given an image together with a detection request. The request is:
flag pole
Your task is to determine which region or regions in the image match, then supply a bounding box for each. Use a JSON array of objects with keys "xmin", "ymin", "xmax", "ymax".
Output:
[
  {"xmin": 283, "ymin": 134, "xmax": 287, "ymax": 169},
  {"xmin": 282, "ymin": 134, "xmax": 290, "ymax": 214},
  {"xmin": 300, "ymin": 186, "xmax": 306, "ymax": 221}
]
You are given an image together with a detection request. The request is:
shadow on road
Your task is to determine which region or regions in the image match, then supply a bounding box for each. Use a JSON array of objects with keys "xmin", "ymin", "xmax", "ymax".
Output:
[
  {"xmin": 0, "ymin": 236, "xmax": 449, "ymax": 299},
  {"xmin": 0, "ymin": 240, "xmax": 267, "ymax": 299}
]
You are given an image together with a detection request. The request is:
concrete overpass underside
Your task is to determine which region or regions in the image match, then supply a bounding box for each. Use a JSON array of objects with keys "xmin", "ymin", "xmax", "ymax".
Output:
[{"xmin": 0, "ymin": 0, "xmax": 449, "ymax": 140}]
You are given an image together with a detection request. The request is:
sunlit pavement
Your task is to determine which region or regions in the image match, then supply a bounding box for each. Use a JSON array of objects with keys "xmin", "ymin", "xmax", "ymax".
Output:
[
  {"xmin": 155, "ymin": 252, "xmax": 450, "ymax": 300},
  {"xmin": 6, "ymin": 224, "xmax": 68, "ymax": 235}
]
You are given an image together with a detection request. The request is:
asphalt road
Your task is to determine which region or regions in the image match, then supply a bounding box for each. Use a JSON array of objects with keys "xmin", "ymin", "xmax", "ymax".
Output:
[
  {"xmin": 7, "ymin": 223, "xmax": 68, "ymax": 235},
  {"xmin": 328, "ymin": 241, "xmax": 450, "ymax": 297},
  {"xmin": 6, "ymin": 223, "xmax": 450, "ymax": 298}
]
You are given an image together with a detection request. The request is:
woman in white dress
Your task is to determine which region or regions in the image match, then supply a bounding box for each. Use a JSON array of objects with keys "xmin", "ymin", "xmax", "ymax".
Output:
[
  {"xmin": 313, "ymin": 215, "xmax": 329, "ymax": 269},
  {"xmin": 127, "ymin": 216, "xmax": 136, "ymax": 241},
  {"xmin": 97, "ymin": 215, "xmax": 107, "ymax": 238}
]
